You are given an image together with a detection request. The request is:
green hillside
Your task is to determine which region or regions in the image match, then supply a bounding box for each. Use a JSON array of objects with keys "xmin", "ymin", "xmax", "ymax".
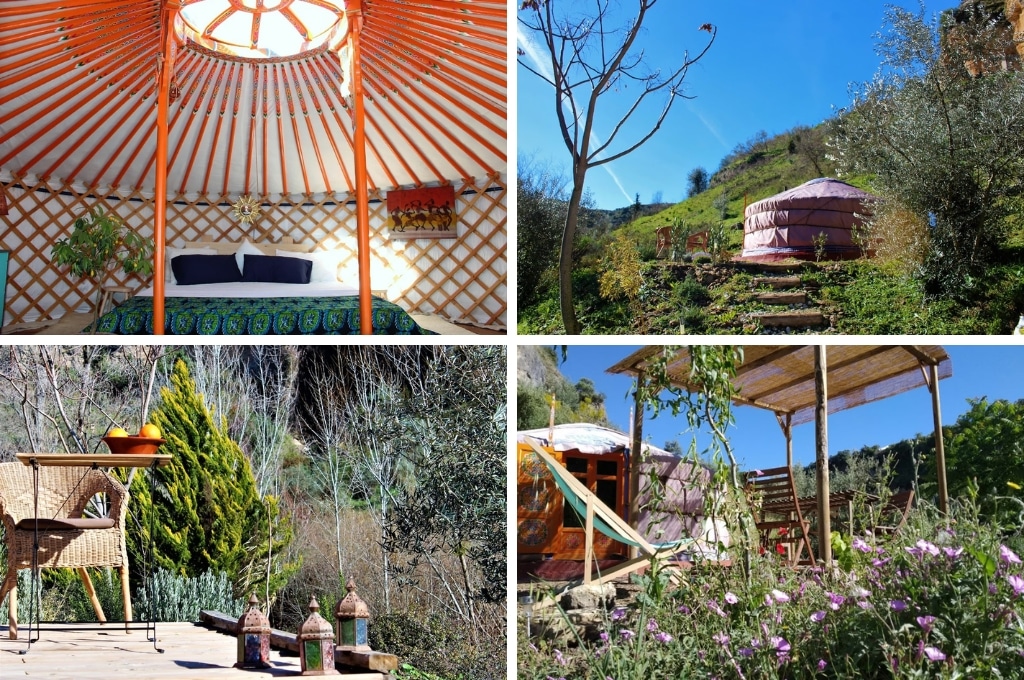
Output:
[{"xmin": 623, "ymin": 127, "xmax": 871, "ymax": 248}]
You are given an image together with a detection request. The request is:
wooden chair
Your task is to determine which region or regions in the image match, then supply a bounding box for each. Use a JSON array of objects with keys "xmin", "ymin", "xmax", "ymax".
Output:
[
  {"xmin": 745, "ymin": 466, "xmax": 815, "ymax": 566},
  {"xmin": 873, "ymin": 489, "xmax": 915, "ymax": 536},
  {"xmin": 0, "ymin": 462, "xmax": 132, "ymax": 639}
]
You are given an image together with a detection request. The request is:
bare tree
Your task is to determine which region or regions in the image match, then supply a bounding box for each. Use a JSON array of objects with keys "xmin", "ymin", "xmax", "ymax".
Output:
[{"xmin": 518, "ymin": 0, "xmax": 715, "ymax": 333}]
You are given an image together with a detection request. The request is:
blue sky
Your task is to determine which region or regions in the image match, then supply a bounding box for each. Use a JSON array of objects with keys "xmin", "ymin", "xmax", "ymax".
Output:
[
  {"xmin": 516, "ymin": 1, "xmax": 959, "ymax": 210},
  {"xmin": 540, "ymin": 344, "xmax": 1024, "ymax": 472}
]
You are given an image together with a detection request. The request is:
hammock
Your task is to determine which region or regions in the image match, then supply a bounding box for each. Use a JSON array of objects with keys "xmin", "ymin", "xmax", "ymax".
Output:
[{"xmin": 524, "ymin": 437, "xmax": 694, "ymax": 585}]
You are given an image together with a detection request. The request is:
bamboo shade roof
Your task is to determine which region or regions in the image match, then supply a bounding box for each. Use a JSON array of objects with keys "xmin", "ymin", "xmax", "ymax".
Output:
[
  {"xmin": 607, "ymin": 345, "xmax": 952, "ymax": 426},
  {"xmin": 0, "ymin": 0, "xmax": 506, "ymax": 196}
]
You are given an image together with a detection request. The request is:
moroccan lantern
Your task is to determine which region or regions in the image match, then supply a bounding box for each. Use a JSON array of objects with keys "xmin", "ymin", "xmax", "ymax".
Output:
[
  {"xmin": 235, "ymin": 594, "xmax": 271, "ymax": 669},
  {"xmin": 334, "ymin": 577, "xmax": 371, "ymax": 651},
  {"xmin": 298, "ymin": 596, "xmax": 339, "ymax": 676}
]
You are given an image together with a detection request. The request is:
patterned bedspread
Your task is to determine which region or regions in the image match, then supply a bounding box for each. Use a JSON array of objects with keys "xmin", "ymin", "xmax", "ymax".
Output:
[{"xmin": 87, "ymin": 295, "xmax": 435, "ymax": 335}]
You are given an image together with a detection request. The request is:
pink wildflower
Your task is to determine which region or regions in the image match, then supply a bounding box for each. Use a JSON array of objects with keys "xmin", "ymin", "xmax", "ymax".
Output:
[
  {"xmin": 916, "ymin": 615, "xmax": 936, "ymax": 633},
  {"xmin": 890, "ymin": 600, "xmax": 908, "ymax": 612},
  {"xmin": 852, "ymin": 537, "xmax": 871, "ymax": 552},
  {"xmin": 999, "ymin": 545, "xmax": 1022, "ymax": 565},
  {"xmin": 654, "ymin": 631, "xmax": 673, "ymax": 644},
  {"xmin": 724, "ymin": 591, "xmax": 739, "ymax": 605},
  {"xmin": 713, "ymin": 632, "xmax": 730, "ymax": 647},
  {"xmin": 923, "ymin": 646, "xmax": 946, "ymax": 662},
  {"xmin": 646, "ymin": 618, "xmax": 659, "ymax": 633},
  {"xmin": 810, "ymin": 610, "xmax": 826, "ymax": 623},
  {"xmin": 771, "ymin": 589, "xmax": 790, "ymax": 604},
  {"xmin": 1008, "ymin": 574, "xmax": 1024, "ymax": 597}
]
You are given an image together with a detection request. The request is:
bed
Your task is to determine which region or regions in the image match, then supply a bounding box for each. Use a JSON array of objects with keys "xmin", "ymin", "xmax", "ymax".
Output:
[{"xmin": 86, "ymin": 239, "xmax": 435, "ymax": 335}]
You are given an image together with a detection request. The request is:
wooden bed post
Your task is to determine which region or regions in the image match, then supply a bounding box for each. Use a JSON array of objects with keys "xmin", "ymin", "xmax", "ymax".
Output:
[
  {"xmin": 152, "ymin": 1, "xmax": 180, "ymax": 335},
  {"xmin": 814, "ymin": 345, "xmax": 832, "ymax": 565},
  {"xmin": 347, "ymin": 1, "xmax": 373, "ymax": 335}
]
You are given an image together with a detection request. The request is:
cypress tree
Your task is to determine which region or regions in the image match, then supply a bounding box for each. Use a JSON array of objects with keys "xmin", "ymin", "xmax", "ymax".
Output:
[{"xmin": 127, "ymin": 359, "xmax": 293, "ymax": 600}]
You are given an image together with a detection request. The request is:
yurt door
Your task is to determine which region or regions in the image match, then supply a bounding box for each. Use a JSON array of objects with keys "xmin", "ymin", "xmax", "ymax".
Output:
[{"xmin": 557, "ymin": 452, "xmax": 626, "ymax": 560}]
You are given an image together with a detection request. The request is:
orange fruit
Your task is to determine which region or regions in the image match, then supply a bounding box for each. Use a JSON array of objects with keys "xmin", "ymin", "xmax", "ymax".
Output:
[
  {"xmin": 139, "ymin": 423, "xmax": 161, "ymax": 439},
  {"xmin": 107, "ymin": 427, "xmax": 129, "ymax": 438}
]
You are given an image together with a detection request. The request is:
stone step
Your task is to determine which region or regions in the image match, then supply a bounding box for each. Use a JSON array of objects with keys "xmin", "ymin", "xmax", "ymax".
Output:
[
  {"xmin": 751, "ymin": 309, "xmax": 826, "ymax": 328},
  {"xmin": 752, "ymin": 275, "xmax": 802, "ymax": 290},
  {"xmin": 754, "ymin": 291, "xmax": 807, "ymax": 305}
]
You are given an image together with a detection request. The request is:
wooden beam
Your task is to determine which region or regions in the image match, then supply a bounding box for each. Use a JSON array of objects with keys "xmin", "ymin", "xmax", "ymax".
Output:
[
  {"xmin": 743, "ymin": 346, "xmax": 891, "ymax": 403},
  {"xmin": 152, "ymin": 2, "xmax": 181, "ymax": 335},
  {"xmin": 814, "ymin": 345, "xmax": 832, "ymax": 565},
  {"xmin": 901, "ymin": 345, "xmax": 942, "ymax": 366},
  {"xmin": 348, "ymin": 3, "xmax": 373, "ymax": 335},
  {"xmin": 929, "ymin": 362, "xmax": 949, "ymax": 515},
  {"xmin": 629, "ymin": 373, "xmax": 644, "ymax": 542}
]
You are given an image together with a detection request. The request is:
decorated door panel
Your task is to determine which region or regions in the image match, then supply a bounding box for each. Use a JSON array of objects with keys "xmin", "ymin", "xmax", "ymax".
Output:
[
  {"xmin": 516, "ymin": 443, "xmax": 627, "ymax": 560},
  {"xmin": 517, "ymin": 443, "xmax": 560, "ymax": 555}
]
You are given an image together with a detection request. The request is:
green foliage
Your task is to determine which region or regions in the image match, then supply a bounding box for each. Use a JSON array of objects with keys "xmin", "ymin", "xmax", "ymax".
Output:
[
  {"xmin": 599, "ymin": 232, "xmax": 646, "ymax": 331},
  {"xmin": 373, "ymin": 612, "xmax": 502, "ymax": 680},
  {"xmin": 517, "ymin": 156, "xmax": 567, "ymax": 308},
  {"xmin": 134, "ymin": 569, "xmax": 246, "ymax": 622},
  {"xmin": 687, "ymin": 167, "xmax": 709, "ymax": 197},
  {"xmin": 518, "ymin": 498, "xmax": 1024, "ymax": 679},
  {"xmin": 383, "ymin": 347, "xmax": 507, "ymax": 604},
  {"xmin": 942, "ymin": 398, "xmax": 1024, "ymax": 523},
  {"xmin": 126, "ymin": 359, "xmax": 295, "ymax": 601},
  {"xmin": 830, "ymin": 4, "xmax": 1024, "ymax": 298},
  {"xmin": 51, "ymin": 207, "xmax": 154, "ymax": 278}
]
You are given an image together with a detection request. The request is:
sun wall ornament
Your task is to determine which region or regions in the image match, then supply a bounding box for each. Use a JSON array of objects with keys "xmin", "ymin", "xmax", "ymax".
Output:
[{"xmin": 232, "ymin": 195, "xmax": 262, "ymax": 225}]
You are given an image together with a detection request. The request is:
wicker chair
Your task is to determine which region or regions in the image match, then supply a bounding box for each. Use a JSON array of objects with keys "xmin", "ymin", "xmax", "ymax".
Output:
[{"xmin": 0, "ymin": 461, "xmax": 132, "ymax": 639}]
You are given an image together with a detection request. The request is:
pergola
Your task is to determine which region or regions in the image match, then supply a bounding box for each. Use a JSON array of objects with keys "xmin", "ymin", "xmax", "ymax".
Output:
[
  {"xmin": 0, "ymin": 1, "xmax": 506, "ymax": 333},
  {"xmin": 608, "ymin": 345, "xmax": 952, "ymax": 564}
]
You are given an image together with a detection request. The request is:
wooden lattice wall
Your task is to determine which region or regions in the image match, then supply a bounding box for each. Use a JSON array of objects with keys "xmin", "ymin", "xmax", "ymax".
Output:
[{"xmin": 0, "ymin": 174, "xmax": 506, "ymax": 329}]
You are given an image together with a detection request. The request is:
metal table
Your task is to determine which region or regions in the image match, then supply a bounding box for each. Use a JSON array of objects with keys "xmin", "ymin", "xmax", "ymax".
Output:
[{"xmin": 15, "ymin": 452, "xmax": 172, "ymax": 654}]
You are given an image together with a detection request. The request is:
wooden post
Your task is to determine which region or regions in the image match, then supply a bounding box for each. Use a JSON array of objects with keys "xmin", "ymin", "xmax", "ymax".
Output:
[
  {"xmin": 776, "ymin": 412, "xmax": 793, "ymax": 468},
  {"xmin": 152, "ymin": 1, "xmax": 180, "ymax": 335},
  {"xmin": 929, "ymin": 363, "xmax": 949, "ymax": 515},
  {"xmin": 583, "ymin": 498, "xmax": 595, "ymax": 584},
  {"xmin": 814, "ymin": 345, "xmax": 832, "ymax": 565},
  {"xmin": 628, "ymin": 373, "xmax": 644, "ymax": 559},
  {"xmin": 347, "ymin": 2, "xmax": 373, "ymax": 334}
]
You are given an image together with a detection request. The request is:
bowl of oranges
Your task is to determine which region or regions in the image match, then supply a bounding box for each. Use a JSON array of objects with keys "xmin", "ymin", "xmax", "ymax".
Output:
[{"xmin": 103, "ymin": 423, "xmax": 165, "ymax": 455}]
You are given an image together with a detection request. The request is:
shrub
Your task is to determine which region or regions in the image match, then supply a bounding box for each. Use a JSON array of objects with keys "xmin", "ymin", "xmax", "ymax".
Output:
[{"xmin": 134, "ymin": 569, "xmax": 246, "ymax": 622}]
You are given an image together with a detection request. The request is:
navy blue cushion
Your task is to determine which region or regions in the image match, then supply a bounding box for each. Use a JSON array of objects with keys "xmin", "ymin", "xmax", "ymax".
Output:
[
  {"xmin": 171, "ymin": 254, "xmax": 242, "ymax": 285},
  {"xmin": 242, "ymin": 254, "xmax": 312, "ymax": 284}
]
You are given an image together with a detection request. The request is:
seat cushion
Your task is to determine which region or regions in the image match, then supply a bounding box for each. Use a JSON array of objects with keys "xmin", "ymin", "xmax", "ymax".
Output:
[{"xmin": 15, "ymin": 517, "xmax": 116, "ymax": 530}]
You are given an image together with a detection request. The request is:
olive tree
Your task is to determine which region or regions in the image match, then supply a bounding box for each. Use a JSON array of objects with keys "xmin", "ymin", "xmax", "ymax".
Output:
[
  {"xmin": 829, "ymin": 2, "xmax": 1024, "ymax": 298},
  {"xmin": 518, "ymin": 0, "xmax": 715, "ymax": 333}
]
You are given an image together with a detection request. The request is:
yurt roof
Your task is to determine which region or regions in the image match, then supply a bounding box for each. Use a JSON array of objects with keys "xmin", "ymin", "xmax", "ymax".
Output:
[
  {"xmin": 608, "ymin": 345, "xmax": 951, "ymax": 427},
  {"xmin": 517, "ymin": 423, "xmax": 676, "ymax": 459},
  {"xmin": 0, "ymin": 1, "xmax": 507, "ymax": 197},
  {"xmin": 744, "ymin": 178, "xmax": 874, "ymax": 219}
]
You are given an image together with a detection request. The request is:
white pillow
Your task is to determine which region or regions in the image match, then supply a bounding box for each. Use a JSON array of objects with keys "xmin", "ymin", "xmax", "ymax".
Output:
[
  {"xmin": 277, "ymin": 249, "xmax": 343, "ymax": 284},
  {"xmin": 234, "ymin": 240, "xmax": 263, "ymax": 274},
  {"xmin": 166, "ymin": 247, "xmax": 216, "ymax": 284}
]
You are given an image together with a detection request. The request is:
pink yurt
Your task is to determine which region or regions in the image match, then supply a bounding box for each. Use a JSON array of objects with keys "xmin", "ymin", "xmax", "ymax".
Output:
[{"xmin": 740, "ymin": 178, "xmax": 875, "ymax": 262}]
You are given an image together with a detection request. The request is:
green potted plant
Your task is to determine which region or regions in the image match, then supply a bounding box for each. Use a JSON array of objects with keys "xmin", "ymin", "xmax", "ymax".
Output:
[{"xmin": 51, "ymin": 207, "xmax": 154, "ymax": 280}]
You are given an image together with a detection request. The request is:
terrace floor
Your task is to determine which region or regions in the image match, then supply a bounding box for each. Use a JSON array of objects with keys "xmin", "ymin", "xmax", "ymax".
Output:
[{"xmin": 0, "ymin": 622, "xmax": 387, "ymax": 680}]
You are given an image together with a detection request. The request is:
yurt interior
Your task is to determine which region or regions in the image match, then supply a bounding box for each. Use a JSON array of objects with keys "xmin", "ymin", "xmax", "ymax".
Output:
[{"xmin": 0, "ymin": 1, "xmax": 506, "ymax": 335}]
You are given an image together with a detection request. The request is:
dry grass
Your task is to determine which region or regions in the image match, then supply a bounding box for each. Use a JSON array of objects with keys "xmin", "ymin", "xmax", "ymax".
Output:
[{"xmin": 868, "ymin": 201, "xmax": 929, "ymax": 275}]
